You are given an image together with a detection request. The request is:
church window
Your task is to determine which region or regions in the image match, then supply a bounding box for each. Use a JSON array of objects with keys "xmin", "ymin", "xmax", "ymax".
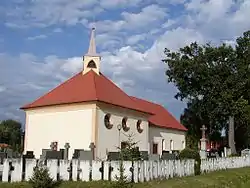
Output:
[
  {"xmin": 87, "ymin": 60, "xmax": 97, "ymax": 68},
  {"xmin": 104, "ymin": 114, "xmax": 113, "ymax": 129},
  {"xmin": 136, "ymin": 120, "xmax": 143, "ymax": 133},
  {"xmin": 153, "ymin": 143, "xmax": 158, "ymax": 154},
  {"xmin": 122, "ymin": 117, "xmax": 130, "ymax": 132}
]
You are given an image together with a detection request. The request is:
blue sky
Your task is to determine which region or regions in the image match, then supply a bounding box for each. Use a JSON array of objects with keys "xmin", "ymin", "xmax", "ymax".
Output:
[{"xmin": 0, "ymin": 0, "xmax": 250, "ymax": 125}]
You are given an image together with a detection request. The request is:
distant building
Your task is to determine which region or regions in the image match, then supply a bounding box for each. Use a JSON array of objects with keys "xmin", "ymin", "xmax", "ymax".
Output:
[{"xmin": 21, "ymin": 28, "xmax": 187, "ymax": 159}]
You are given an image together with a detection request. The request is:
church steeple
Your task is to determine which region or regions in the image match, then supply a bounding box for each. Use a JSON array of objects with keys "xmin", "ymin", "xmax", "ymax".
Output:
[
  {"xmin": 86, "ymin": 27, "xmax": 98, "ymax": 56},
  {"xmin": 83, "ymin": 27, "xmax": 101, "ymax": 75}
]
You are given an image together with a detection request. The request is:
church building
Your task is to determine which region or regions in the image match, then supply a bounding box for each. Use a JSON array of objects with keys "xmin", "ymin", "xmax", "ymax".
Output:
[{"xmin": 21, "ymin": 28, "xmax": 187, "ymax": 160}]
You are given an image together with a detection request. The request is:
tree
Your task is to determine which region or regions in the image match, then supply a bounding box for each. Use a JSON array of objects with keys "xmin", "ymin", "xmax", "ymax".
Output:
[
  {"xmin": 163, "ymin": 30, "xmax": 250, "ymax": 153},
  {"xmin": 0, "ymin": 119, "xmax": 23, "ymax": 152}
]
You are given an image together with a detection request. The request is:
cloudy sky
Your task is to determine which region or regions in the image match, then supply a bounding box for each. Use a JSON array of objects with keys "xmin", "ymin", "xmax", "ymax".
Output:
[{"xmin": 0, "ymin": 0, "xmax": 250, "ymax": 125}]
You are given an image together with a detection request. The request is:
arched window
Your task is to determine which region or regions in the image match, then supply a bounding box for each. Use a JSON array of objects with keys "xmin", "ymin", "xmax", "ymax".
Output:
[
  {"xmin": 87, "ymin": 60, "xmax": 97, "ymax": 68},
  {"xmin": 136, "ymin": 120, "xmax": 143, "ymax": 133},
  {"xmin": 104, "ymin": 114, "xmax": 113, "ymax": 129},
  {"xmin": 122, "ymin": 117, "xmax": 130, "ymax": 132}
]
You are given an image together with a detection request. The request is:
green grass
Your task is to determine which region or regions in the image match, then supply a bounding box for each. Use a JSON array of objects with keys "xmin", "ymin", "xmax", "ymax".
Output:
[{"xmin": 2, "ymin": 167, "xmax": 250, "ymax": 188}]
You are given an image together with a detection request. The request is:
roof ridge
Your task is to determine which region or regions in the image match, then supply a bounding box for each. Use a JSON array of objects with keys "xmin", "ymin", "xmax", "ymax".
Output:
[
  {"xmin": 101, "ymin": 74, "xmax": 142, "ymax": 106},
  {"xmin": 130, "ymin": 96, "xmax": 162, "ymax": 107}
]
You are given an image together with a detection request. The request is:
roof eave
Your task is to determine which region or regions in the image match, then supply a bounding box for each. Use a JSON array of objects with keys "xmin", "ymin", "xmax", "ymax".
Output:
[
  {"xmin": 149, "ymin": 122, "xmax": 188, "ymax": 132},
  {"xmin": 20, "ymin": 100, "xmax": 154, "ymax": 115}
]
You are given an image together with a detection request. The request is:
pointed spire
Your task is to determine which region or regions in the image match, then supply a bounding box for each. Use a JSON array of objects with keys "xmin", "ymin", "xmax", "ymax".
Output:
[{"xmin": 86, "ymin": 27, "xmax": 99, "ymax": 57}]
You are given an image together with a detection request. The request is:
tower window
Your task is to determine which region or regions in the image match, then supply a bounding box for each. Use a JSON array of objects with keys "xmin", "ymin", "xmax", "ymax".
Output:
[{"xmin": 87, "ymin": 60, "xmax": 97, "ymax": 68}]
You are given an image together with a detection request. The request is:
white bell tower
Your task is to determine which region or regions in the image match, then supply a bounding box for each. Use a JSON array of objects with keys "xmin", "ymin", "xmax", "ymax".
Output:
[{"xmin": 82, "ymin": 28, "xmax": 101, "ymax": 75}]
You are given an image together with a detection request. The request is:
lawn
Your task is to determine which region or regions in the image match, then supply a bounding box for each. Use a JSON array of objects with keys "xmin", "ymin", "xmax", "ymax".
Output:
[{"xmin": 1, "ymin": 167, "xmax": 250, "ymax": 188}]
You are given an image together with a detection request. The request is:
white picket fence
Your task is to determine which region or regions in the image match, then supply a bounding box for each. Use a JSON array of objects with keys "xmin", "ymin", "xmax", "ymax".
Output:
[
  {"xmin": 201, "ymin": 156, "xmax": 250, "ymax": 173},
  {"xmin": 0, "ymin": 159, "xmax": 195, "ymax": 182}
]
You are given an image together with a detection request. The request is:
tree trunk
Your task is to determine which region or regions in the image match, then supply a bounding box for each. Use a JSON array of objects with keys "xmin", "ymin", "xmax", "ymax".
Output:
[{"xmin": 228, "ymin": 116, "xmax": 236, "ymax": 154}]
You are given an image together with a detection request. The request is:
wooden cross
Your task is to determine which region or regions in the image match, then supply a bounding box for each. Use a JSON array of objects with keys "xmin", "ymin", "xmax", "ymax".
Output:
[
  {"xmin": 64, "ymin": 143, "xmax": 70, "ymax": 160},
  {"xmin": 200, "ymin": 125, "xmax": 207, "ymax": 139},
  {"xmin": 64, "ymin": 143, "xmax": 70, "ymax": 149},
  {"xmin": 89, "ymin": 142, "xmax": 96, "ymax": 160}
]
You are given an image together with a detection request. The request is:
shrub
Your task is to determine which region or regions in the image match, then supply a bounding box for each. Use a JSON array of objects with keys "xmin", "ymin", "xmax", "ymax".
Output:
[
  {"xmin": 29, "ymin": 165, "xmax": 60, "ymax": 188},
  {"xmin": 179, "ymin": 148, "xmax": 201, "ymax": 175},
  {"xmin": 110, "ymin": 161, "xmax": 134, "ymax": 188}
]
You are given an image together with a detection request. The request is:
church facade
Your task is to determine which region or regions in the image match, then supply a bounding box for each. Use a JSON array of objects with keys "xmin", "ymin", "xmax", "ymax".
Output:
[{"xmin": 21, "ymin": 28, "xmax": 187, "ymax": 159}]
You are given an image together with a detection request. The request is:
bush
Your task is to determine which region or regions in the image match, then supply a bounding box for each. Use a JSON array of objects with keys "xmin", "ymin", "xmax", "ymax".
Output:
[
  {"xmin": 29, "ymin": 165, "xmax": 60, "ymax": 188},
  {"xmin": 110, "ymin": 161, "xmax": 134, "ymax": 188},
  {"xmin": 179, "ymin": 148, "xmax": 201, "ymax": 175}
]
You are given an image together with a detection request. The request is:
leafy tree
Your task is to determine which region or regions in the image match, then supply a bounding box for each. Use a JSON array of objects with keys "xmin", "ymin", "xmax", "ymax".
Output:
[
  {"xmin": 0, "ymin": 119, "xmax": 23, "ymax": 152},
  {"xmin": 163, "ymin": 30, "xmax": 250, "ymax": 153}
]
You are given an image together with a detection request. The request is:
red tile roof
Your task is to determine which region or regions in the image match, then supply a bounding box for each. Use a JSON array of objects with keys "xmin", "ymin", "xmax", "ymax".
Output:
[
  {"xmin": 21, "ymin": 71, "xmax": 151, "ymax": 114},
  {"xmin": 130, "ymin": 97, "xmax": 187, "ymax": 131},
  {"xmin": 21, "ymin": 70, "xmax": 187, "ymax": 131}
]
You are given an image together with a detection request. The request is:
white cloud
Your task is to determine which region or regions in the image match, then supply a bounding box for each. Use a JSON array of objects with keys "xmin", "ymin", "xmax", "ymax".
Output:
[
  {"xmin": 53, "ymin": 28, "xmax": 63, "ymax": 33},
  {"xmin": 162, "ymin": 19, "xmax": 176, "ymax": 29},
  {"xmin": 2, "ymin": 0, "xmax": 250, "ymax": 124},
  {"xmin": 4, "ymin": 0, "xmax": 100, "ymax": 28},
  {"xmin": 27, "ymin": 34, "xmax": 47, "ymax": 40},
  {"xmin": 126, "ymin": 34, "xmax": 147, "ymax": 45},
  {"xmin": 1, "ymin": 26, "xmax": 200, "ymax": 122},
  {"xmin": 100, "ymin": 0, "xmax": 143, "ymax": 9},
  {"xmin": 0, "ymin": 86, "xmax": 6, "ymax": 93},
  {"xmin": 91, "ymin": 4, "xmax": 167, "ymax": 33},
  {"xmin": 121, "ymin": 4, "xmax": 167, "ymax": 28}
]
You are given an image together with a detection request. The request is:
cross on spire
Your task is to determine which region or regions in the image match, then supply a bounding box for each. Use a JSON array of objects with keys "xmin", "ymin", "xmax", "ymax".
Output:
[{"xmin": 86, "ymin": 27, "xmax": 99, "ymax": 57}]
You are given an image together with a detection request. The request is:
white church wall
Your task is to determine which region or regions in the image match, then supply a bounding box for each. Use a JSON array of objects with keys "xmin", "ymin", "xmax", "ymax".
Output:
[
  {"xmin": 96, "ymin": 103, "xmax": 150, "ymax": 160},
  {"xmin": 24, "ymin": 103, "xmax": 95, "ymax": 158},
  {"xmin": 149, "ymin": 126, "xmax": 186, "ymax": 154}
]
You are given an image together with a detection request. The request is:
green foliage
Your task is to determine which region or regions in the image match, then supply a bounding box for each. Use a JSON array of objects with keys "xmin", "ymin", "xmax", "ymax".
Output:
[
  {"xmin": 179, "ymin": 148, "xmax": 201, "ymax": 175},
  {"xmin": 110, "ymin": 160, "xmax": 134, "ymax": 188},
  {"xmin": 0, "ymin": 119, "xmax": 23, "ymax": 152},
  {"xmin": 119, "ymin": 133, "xmax": 142, "ymax": 161},
  {"xmin": 29, "ymin": 165, "xmax": 60, "ymax": 188},
  {"xmin": 111, "ymin": 133, "xmax": 139, "ymax": 188},
  {"xmin": 163, "ymin": 30, "xmax": 250, "ymax": 150}
]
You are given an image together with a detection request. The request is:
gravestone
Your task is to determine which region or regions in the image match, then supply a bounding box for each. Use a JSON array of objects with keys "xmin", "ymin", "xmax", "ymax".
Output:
[
  {"xmin": 107, "ymin": 152, "xmax": 120, "ymax": 161},
  {"xmin": 44, "ymin": 150, "xmax": 64, "ymax": 159},
  {"xmin": 23, "ymin": 151, "xmax": 35, "ymax": 159},
  {"xmin": 161, "ymin": 153, "xmax": 176, "ymax": 160},
  {"xmin": 40, "ymin": 148, "xmax": 64, "ymax": 160},
  {"xmin": 148, "ymin": 154, "xmax": 160, "ymax": 161},
  {"xmin": 78, "ymin": 150, "xmax": 93, "ymax": 160},
  {"xmin": 72, "ymin": 149, "xmax": 85, "ymax": 159},
  {"xmin": 241, "ymin": 149, "xmax": 250, "ymax": 157},
  {"xmin": 40, "ymin": 149, "xmax": 51, "ymax": 160}
]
